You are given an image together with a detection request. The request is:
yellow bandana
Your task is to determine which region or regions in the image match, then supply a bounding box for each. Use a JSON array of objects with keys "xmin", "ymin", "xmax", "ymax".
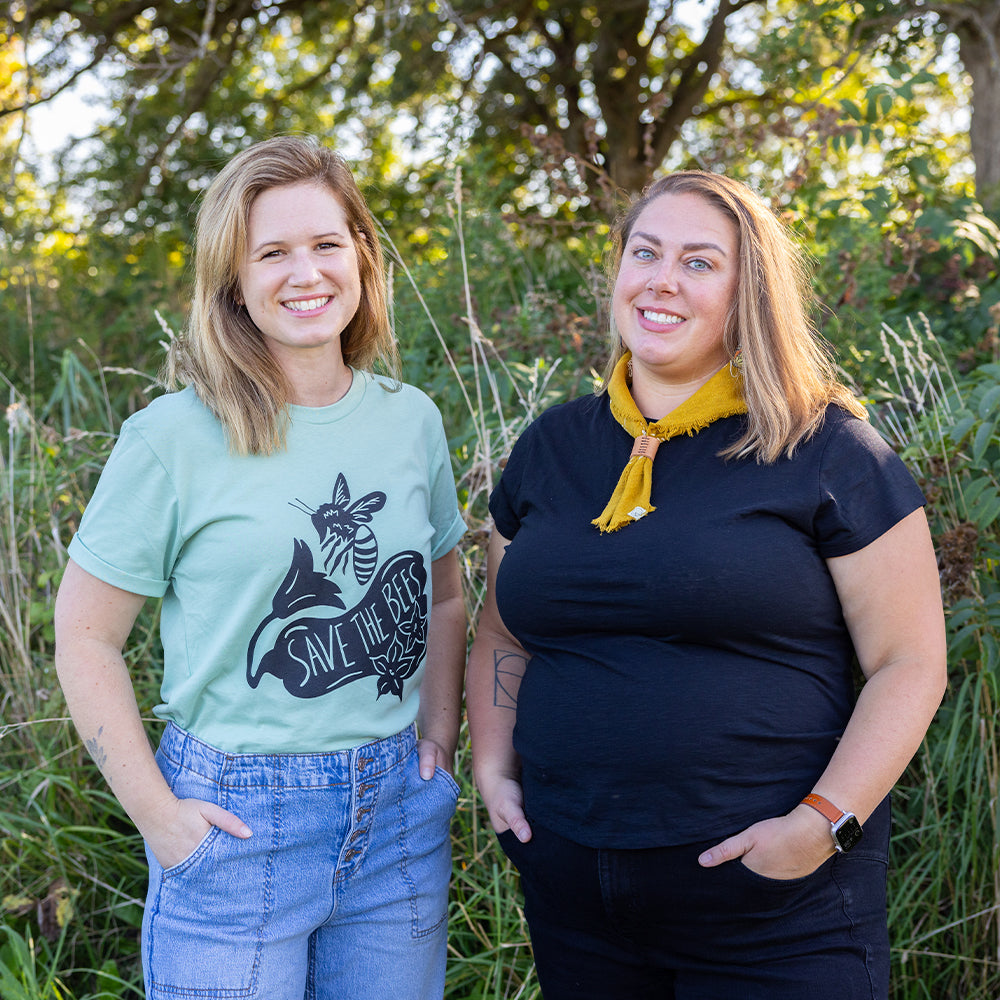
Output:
[{"xmin": 592, "ymin": 352, "xmax": 748, "ymax": 533}]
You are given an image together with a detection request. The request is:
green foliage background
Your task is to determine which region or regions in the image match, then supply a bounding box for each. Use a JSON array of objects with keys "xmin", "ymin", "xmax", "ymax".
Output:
[
  {"xmin": 3, "ymin": 1, "xmax": 1000, "ymax": 997},
  {"xmin": 3, "ymin": 184, "xmax": 1000, "ymax": 998}
]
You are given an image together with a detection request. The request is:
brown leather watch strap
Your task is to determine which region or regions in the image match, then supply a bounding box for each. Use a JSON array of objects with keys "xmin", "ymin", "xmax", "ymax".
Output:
[{"xmin": 801, "ymin": 792, "xmax": 845, "ymax": 823}]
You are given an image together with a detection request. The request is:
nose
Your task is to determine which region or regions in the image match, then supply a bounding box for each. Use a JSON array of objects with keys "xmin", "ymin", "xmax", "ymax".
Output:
[
  {"xmin": 288, "ymin": 249, "xmax": 321, "ymax": 286},
  {"xmin": 646, "ymin": 258, "xmax": 678, "ymax": 293}
]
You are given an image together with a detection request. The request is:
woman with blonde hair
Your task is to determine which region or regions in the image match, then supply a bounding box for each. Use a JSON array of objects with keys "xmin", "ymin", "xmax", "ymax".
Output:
[
  {"xmin": 468, "ymin": 170, "xmax": 946, "ymax": 998},
  {"xmin": 55, "ymin": 135, "xmax": 466, "ymax": 1000}
]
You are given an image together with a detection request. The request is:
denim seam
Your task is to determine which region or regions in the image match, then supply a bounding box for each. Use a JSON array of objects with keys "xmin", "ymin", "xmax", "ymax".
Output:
[
  {"xmin": 832, "ymin": 857, "xmax": 885, "ymax": 1000},
  {"xmin": 397, "ymin": 751, "xmax": 447, "ymax": 940}
]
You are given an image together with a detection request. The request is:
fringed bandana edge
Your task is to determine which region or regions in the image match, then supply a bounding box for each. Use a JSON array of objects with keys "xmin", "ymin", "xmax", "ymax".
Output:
[{"xmin": 592, "ymin": 352, "xmax": 748, "ymax": 533}]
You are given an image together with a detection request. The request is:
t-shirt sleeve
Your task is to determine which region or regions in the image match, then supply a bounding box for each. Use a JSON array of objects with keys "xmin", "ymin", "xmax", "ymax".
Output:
[
  {"xmin": 813, "ymin": 414, "xmax": 926, "ymax": 559},
  {"xmin": 488, "ymin": 424, "xmax": 534, "ymax": 541},
  {"xmin": 426, "ymin": 412, "xmax": 466, "ymax": 561},
  {"xmin": 67, "ymin": 423, "xmax": 180, "ymax": 597}
]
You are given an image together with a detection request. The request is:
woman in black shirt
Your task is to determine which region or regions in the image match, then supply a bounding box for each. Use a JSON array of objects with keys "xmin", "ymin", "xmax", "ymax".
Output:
[{"xmin": 467, "ymin": 171, "xmax": 946, "ymax": 999}]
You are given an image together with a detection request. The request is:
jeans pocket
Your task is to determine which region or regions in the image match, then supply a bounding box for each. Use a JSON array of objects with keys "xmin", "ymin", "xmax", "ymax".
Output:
[
  {"xmin": 396, "ymin": 751, "xmax": 454, "ymax": 938},
  {"xmin": 144, "ymin": 815, "xmax": 269, "ymax": 999},
  {"xmin": 144, "ymin": 747, "xmax": 269, "ymax": 999},
  {"xmin": 434, "ymin": 764, "xmax": 461, "ymax": 799},
  {"xmin": 711, "ymin": 853, "xmax": 838, "ymax": 926},
  {"xmin": 734, "ymin": 854, "xmax": 833, "ymax": 888},
  {"xmin": 154, "ymin": 824, "xmax": 222, "ymax": 877},
  {"xmin": 496, "ymin": 827, "xmax": 526, "ymax": 870}
]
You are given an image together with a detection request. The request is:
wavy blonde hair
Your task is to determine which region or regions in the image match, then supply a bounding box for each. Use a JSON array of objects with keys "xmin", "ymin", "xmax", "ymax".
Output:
[
  {"xmin": 602, "ymin": 170, "xmax": 865, "ymax": 463},
  {"xmin": 165, "ymin": 135, "xmax": 399, "ymax": 455}
]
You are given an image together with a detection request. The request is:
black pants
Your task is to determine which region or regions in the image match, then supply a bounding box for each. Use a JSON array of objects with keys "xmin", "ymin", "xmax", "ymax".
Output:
[{"xmin": 498, "ymin": 797, "xmax": 890, "ymax": 1000}]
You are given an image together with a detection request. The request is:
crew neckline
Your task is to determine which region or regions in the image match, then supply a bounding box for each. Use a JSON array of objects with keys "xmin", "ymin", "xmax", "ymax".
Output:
[{"xmin": 287, "ymin": 367, "xmax": 368, "ymax": 423}]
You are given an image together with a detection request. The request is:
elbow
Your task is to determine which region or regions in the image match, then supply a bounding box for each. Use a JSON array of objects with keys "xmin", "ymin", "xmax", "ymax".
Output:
[
  {"xmin": 916, "ymin": 642, "xmax": 949, "ymax": 724},
  {"xmin": 931, "ymin": 619, "xmax": 949, "ymax": 705},
  {"xmin": 934, "ymin": 651, "xmax": 949, "ymax": 705}
]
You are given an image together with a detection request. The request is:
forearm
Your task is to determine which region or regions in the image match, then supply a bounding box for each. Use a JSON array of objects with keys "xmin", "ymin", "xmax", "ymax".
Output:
[
  {"xmin": 417, "ymin": 593, "xmax": 467, "ymax": 762},
  {"xmin": 466, "ymin": 528, "xmax": 532, "ymax": 838},
  {"xmin": 466, "ymin": 624, "xmax": 533, "ymax": 838},
  {"xmin": 466, "ymin": 627, "xmax": 526, "ymax": 787},
  {"xmin": 416, "ymin": 548, "xmax": 467, "ymax": 765},
  {"xmin": 55, "ymin": 639, "xmax": 176, "ymax": 840},
  {"xmin": 809, "ymin": 655, "xmax": 947, "ymax": 822},
  {"xmin": 53, "ymin": 562, "xmax": 172, "ymax": 838}
]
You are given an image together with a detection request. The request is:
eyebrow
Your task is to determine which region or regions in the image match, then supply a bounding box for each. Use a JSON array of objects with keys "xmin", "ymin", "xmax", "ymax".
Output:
[
  {"xmin": 249, "ymin": 231, "xmax": 348, "ymax": 255},
  {"xmin": 628, "ymin": 231, "xmax": 729, "ymax": 255}
]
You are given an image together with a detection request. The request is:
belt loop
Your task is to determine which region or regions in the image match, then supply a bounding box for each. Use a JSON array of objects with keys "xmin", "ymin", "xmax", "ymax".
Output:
[{"xmin": 175, "ymin": 723, "xmax": 189, "ymax": 773}]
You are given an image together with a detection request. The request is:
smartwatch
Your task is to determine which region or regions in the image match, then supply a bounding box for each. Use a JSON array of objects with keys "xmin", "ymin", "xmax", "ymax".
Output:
[{"xmin": 800, "ymin": 793, "xmax": 864, "ymax": 853}]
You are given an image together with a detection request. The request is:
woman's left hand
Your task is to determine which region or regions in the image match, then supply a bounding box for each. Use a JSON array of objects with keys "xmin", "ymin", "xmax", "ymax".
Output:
[
  {"xmin": 417, "ymin": 737, "xmax": 452, "ymax": 780},
  {"xmin": 697, "ymin": 804, "xmax": 835, "ymax": 880}
]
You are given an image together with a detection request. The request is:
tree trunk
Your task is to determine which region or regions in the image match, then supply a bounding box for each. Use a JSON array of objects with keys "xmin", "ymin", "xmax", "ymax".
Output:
[{"xmin": 944, "ymin": 2, "xmax": 1000, "ymax": 214}]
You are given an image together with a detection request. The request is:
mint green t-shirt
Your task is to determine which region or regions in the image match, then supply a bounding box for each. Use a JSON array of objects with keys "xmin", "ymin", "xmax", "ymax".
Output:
[{"xmin": 68, "ymin": 371, "xmax": 466, "ymax": 753}]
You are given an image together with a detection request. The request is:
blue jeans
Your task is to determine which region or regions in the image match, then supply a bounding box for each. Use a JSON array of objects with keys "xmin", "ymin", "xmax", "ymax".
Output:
[
  {"xmin": 498, "ymin": 796, "xmax": 891, "ymax": 1000},
  {"xmin": 141, "ymin": 722, "xmax": 457, "ymax": 1000}
]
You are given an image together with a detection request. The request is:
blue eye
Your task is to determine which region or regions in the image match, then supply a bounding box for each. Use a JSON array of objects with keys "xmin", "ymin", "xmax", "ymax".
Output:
[
  {"xmin": 632, "ymin": 247, "xmax": 655, "ymax": 261},
  {"xmin": 687, "ymin": 258, "xmax": 711, "ymax": 271}
]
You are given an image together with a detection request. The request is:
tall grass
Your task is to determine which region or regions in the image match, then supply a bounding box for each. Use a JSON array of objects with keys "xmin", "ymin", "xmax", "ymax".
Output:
[
  {"xmin": 870, "ymin": 318, "xmax": 1000, "ymax": 998},
  {"xmin": 2, "ymin": 216, "xmax": 999, "ymax": 998},
  {"xmin": 1, "ymin": 356, "xmax": 153, "ymax": 999}
]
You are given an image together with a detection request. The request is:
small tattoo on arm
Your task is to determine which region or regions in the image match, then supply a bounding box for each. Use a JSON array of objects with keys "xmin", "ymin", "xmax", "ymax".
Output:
[
  {"xmin": 493, "ymin": 650, "xmax": 528, "ymax": 710},
  {"xmin": 85, "ymin": 725, "xmax": 108, "ymax": 772}
]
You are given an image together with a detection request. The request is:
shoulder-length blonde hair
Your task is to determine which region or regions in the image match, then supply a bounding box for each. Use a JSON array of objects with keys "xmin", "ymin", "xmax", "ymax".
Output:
[
  {"xmin": 165, "ymin": 135, "xmax": 400, "ymax": 455},
  {"xmin": 602, "ymin": 170, "xmax": 865, "ymax": 463}
]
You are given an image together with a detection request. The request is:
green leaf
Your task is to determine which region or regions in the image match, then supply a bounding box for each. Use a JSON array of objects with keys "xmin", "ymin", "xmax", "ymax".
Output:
[
  {"xmin": 977, "ymin": 384, "xmax": 1000, "ymax": 421},
  {"xmin": 947, "ymin": 413, "xmax": 977, "ymax": 445},
  {"xmin": 840, "ymin": 98, "xmax": 863, "ymax": 122},
  {"xmin": 972, "ymin": 492, "xmax": 1000, "ymax": 531},
  {"xmin": 972, "ymin": 421, "xmax": 996, "ymax": 464},
  {"xmin": 958, "ymin": 475, "xmax": 991, "ymax": 510},
  {"xmin": 982, "ymin": 631, "xmax": 999, "ymax": 673}
]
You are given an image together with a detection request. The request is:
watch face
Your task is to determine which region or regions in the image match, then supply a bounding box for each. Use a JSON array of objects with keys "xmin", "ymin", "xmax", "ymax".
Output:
[{"xmin": 833, "ymin": 814, "xmax": 864, "ymax": 852}]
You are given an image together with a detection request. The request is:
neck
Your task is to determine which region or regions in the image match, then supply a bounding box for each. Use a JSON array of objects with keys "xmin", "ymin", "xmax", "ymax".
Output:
[
  {"xmin": 283, "ymin": 354, "xmax": 354, "ymax": 407},
  {"xmin": 630, "ymin": 366, "xmax": 723, "ymax": 420}
]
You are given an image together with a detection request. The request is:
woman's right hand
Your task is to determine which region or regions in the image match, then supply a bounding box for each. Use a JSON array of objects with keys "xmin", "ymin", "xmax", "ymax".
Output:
[
  {"xmin": 478, "ymin": 771, "xmax": 532, "ymax": 843},
  {"xmin": 144, "ymin": 796, "xmax": 253, "ymax": 870}
]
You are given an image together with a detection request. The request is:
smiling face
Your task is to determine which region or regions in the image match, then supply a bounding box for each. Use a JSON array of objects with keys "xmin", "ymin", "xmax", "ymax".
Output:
[
  {"xmin": 612, "ymin": 190, "xmax": 740, "ymax": 394},
  {"xmin": 238, "ymin": 180, "xmax": 362, "ymax": 374}
]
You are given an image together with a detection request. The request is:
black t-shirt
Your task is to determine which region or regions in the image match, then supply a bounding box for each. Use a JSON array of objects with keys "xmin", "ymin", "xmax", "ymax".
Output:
[{"xmin": 489, "ymin": 394, "xmax": 925, "ymax": 848}]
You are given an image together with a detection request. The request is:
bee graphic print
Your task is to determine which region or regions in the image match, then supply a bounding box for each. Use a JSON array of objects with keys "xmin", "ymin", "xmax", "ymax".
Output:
[
  {"xmin": 246, "ymin": 472, "xmax": 429, "ymax": 700},
  {"xmin": 290, "ymin": 473, "xmax": 385, "ymax": 584}
]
